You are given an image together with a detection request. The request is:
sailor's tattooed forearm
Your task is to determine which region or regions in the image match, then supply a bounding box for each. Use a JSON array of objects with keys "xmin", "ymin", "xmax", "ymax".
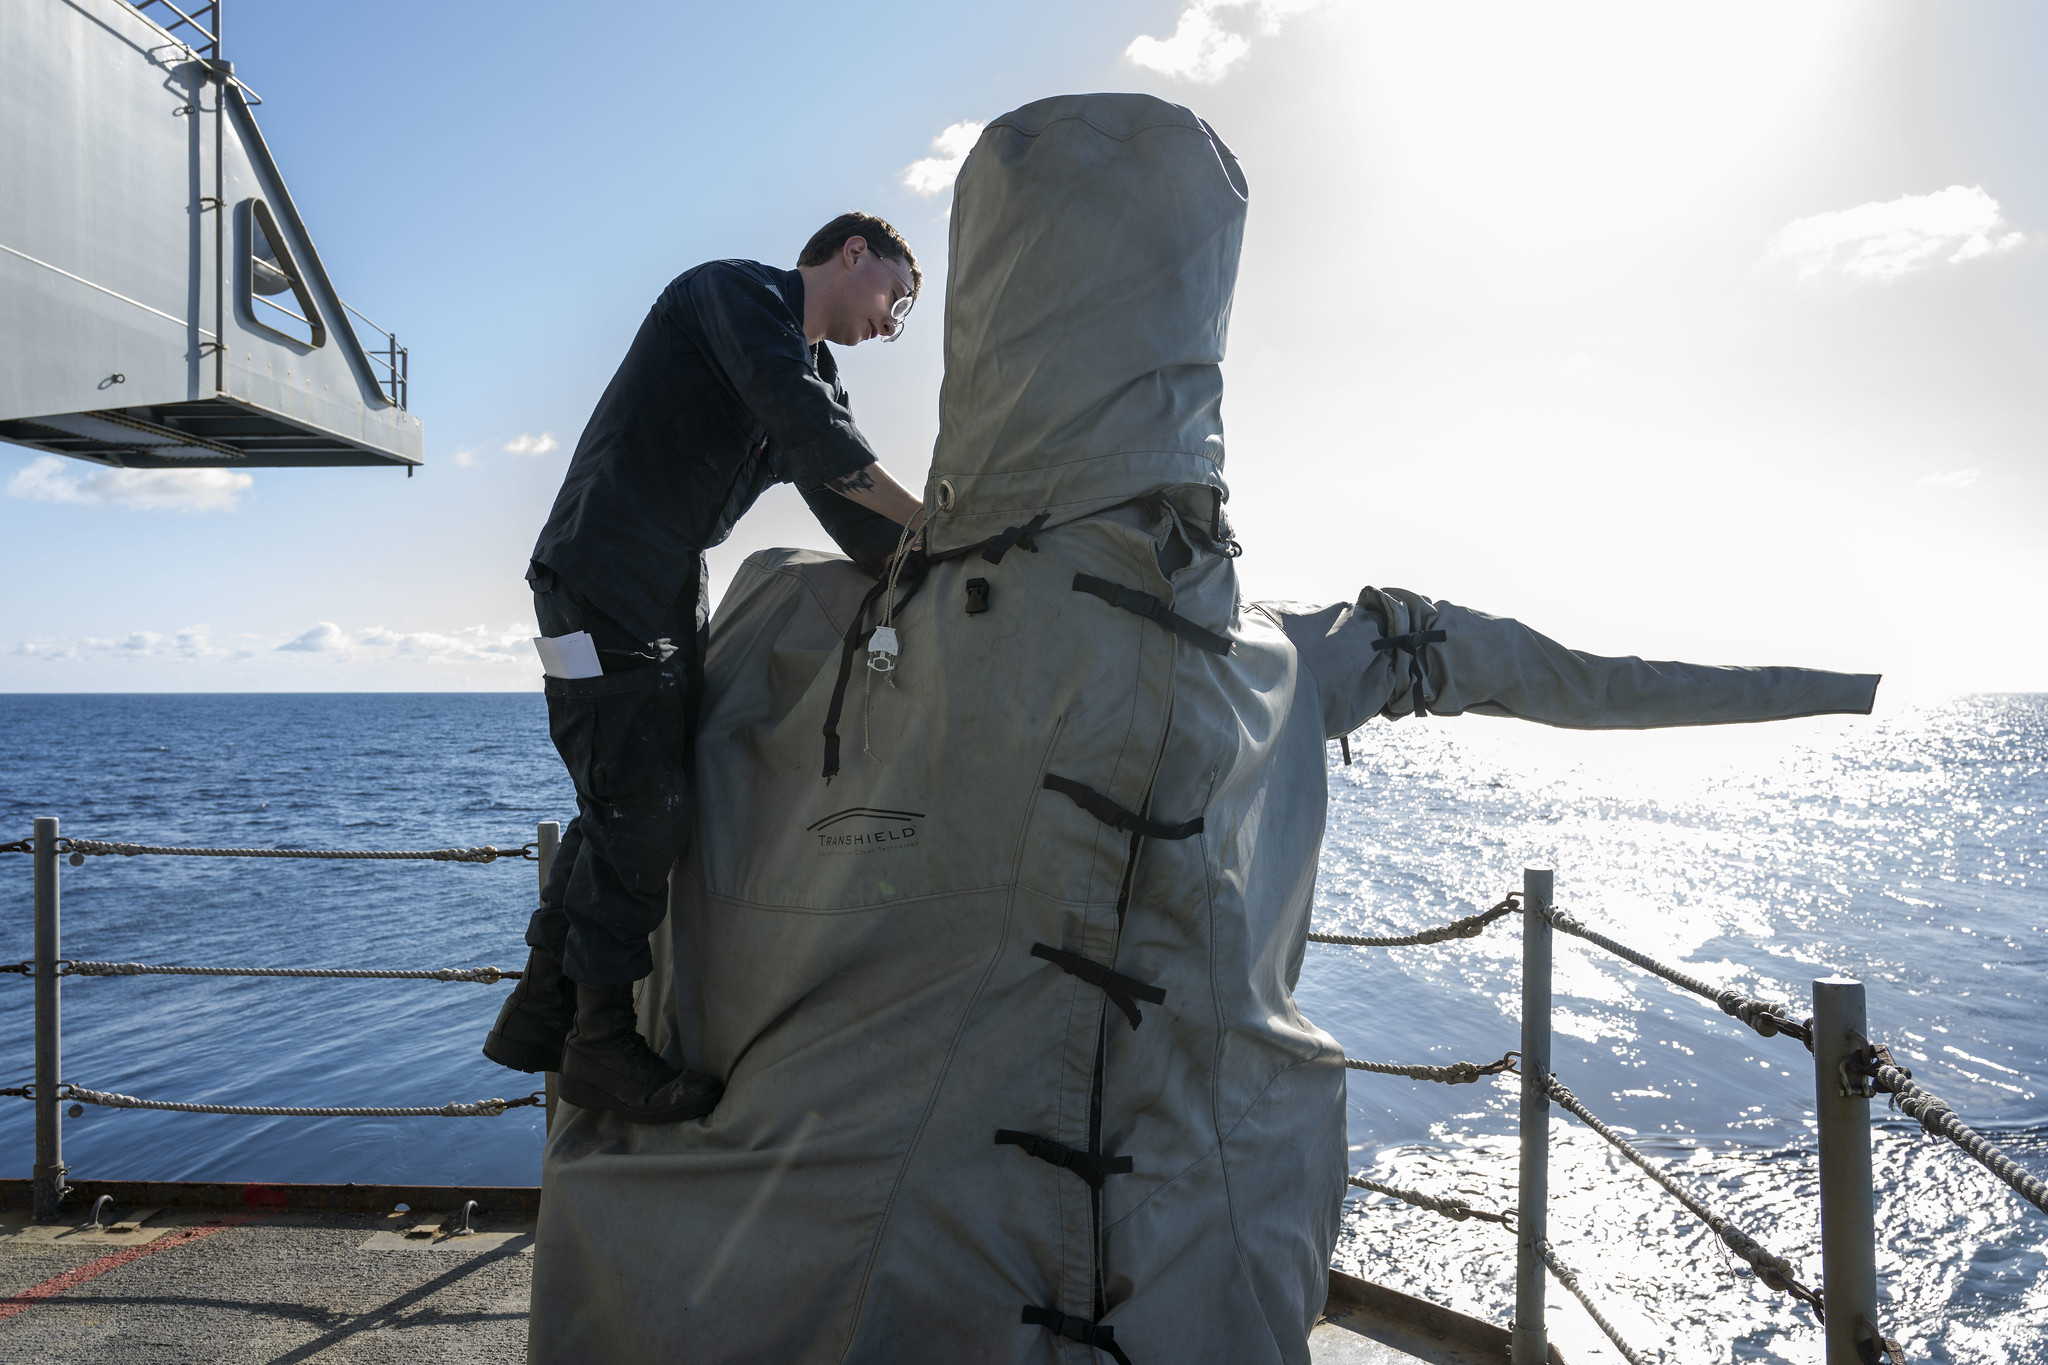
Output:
[{"xmin": 826, "ymin": 466, "xmax": 878, "ymax": 495}]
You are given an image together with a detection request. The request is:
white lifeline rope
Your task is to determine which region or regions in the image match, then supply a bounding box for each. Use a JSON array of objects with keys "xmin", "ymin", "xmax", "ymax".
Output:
[
  {"xmin": 56, "ymin": 839, "xmax": 534, "ymax": 863},
  {"xmin": 55, "ymin": 1084, "xmax": 544, "ymax": 1118},
  {"xmin": 61, "ymin": 961, "xmax": 519, "ymax": 983}
]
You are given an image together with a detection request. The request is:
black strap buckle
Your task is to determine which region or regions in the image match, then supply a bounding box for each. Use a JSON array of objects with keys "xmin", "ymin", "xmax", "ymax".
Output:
[
  {"xmin": 1030, "ymin": 943, "xmax": 1165, "ymax": 1029},
  {"xmin": 982, "ymin": 513, "xmax": 1049, "ymax": 564}
]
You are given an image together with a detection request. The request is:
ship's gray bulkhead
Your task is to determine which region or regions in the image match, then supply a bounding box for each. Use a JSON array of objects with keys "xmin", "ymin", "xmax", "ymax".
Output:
[{"xmin": 0, "ymin": 0, "xmax": 421, "ymax": 468}]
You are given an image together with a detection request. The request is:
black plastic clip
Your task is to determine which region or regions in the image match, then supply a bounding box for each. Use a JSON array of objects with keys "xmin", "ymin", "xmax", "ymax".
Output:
[{"xmin": 982, "ymin": 513, "xmax": 1049, "ymax": 564}]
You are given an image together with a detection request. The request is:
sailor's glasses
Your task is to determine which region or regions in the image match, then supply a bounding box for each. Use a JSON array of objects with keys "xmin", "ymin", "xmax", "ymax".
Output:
[{"xmin": 875, "ymin": 254, "xmax": 916, "ymax": 342}]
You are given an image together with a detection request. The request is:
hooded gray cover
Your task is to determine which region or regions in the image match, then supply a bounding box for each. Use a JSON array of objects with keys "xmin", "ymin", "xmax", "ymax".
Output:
[
  {"xmin": 925, "ymin": 95, "xmax": 1241, "ymax": 552},
  {"xmin": 528, "ymin": 93, "xmax": 1878, "ymax": 1364}
]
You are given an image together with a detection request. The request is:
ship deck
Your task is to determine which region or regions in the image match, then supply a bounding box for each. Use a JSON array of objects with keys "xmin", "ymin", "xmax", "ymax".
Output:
[{"xmin": 0, "ymin": 1183, "xmax": 1551, "ymax": 1363}]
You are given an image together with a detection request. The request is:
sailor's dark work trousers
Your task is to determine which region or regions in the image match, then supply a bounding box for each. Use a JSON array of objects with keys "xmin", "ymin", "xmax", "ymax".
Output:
[{"xmin": 525, "ymin": 561, "xmax": 704, "ymax": 986}]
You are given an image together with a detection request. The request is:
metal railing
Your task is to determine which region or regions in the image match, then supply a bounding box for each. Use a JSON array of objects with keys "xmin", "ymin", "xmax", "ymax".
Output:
[
  {"xmin": 10, "ymin": 823, "xmax": 2043, "ymax": 1361},
  {"xmin": 6, "ymin": 817, "xmax": 558, "ymax": 1221},
  {"xmin": 131, "ymin": 0, "xmax": 220, "ymax": 58},
  {"xmin": 1310, "ymin": 868, "xmax": 2045, "ymax": 1364},
  {"xmin": 126, "ymin": 0, "xmax": 260, "ymax": 102},
  {"xmin": 253, "ymin": 290, "xmax": 315, "ymax": 340},
  {"xmin": 342, "ymin": 301, "xmax": 408, "ymax": 409}
]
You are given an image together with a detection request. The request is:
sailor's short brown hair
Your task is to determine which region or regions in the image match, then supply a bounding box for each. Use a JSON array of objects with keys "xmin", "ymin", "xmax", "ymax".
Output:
[{"xmin": 799, "ymin": 212, "xmax": 921, "ymax": 296}]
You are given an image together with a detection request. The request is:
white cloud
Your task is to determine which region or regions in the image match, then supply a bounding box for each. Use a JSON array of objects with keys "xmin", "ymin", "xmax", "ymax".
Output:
[
  {"xmin": 18, "ymin": 620, "xmax": 534, "ymax": 669},
  {"xmin": 15, "ymin": 626, "xmax": 228, "ymax": 662},
  {"xmin": 1917, "ymin": 469, "xmax": 1981, "ymax": 490},
  {"xmin": 901, "ymin": 120, "xmax": 986, "ymax": 197},
  {"xmin": 451, "ymin": 447, "xmax": 477, "ymax": 467},
  {"xmin": 503, "ymin": 432, "xmax": 559, "ymax": 456},
  {"xmin": 1124, "ymin": 0, "xmax": 1323, "ymax": 84},
  {"xmin": 1768, "ymin": 186, "xmax": 2026, "ymax": 281},
  {"xmin": 276, "ymin": 621, "xmax": 531, "ymax": 665},
  {"xmin": 278, "ymin": 622, "xmax": 350, "ymax": 652},
  {"xmin": 5, "ymin": 455, "xmax": 253, "ymax": 512},
  {"xmin": 350, "ymin": 623, "xmax": 534, "ymax": 665}
]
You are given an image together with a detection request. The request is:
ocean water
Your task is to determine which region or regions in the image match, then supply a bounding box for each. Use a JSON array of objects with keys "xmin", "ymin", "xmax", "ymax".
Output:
[
  {"xmin": 1, "ymin": 692, "xmax": 2042, "ymax": 1360},
  {"xmin": 0, "ymin": 695, "xmax": 567, "ymax": 1196},
  {"xmin": 1302, "ymin": 696, "xmax": 2048, "ymax": 1363}
]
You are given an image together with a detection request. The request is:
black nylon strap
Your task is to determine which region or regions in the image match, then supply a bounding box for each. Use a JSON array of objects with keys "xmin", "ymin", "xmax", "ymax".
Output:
[
  {"xmin": 982, "ymin": 512, "xmax": 1050, "ymax": 564},
  {"xmin": 1043, "ymin": 773, "xmax": 1202, "ymax": 841},
  {"xmin": 1021, "ymin": 1307, "xmax": 1135, "ymax": 1365},
  {"xmin": 1370, "ymin": 628, "xmax": 1446, "ymax": 654},
  {"xmin": 994, "ymin": 1130, "xmax": 1133, "ymax": 1190},
  {"xmin": 1371, "ymin": 627, "xmax": 1446, "ymax": 719},
  {"xmin": 1030, "ymin": 943, "xmax": 1165, "ymax": 1030},
  {"xmin": 820, "ymin": 578, "xmax": 892, "ymax": 782},
  {"xmin": 1070, "ymin": 574, "xmax": 1233, "ymax": 656},
  {"xmin": 820, "ymin": 567, "xmax": 939, "ymax": 779}
]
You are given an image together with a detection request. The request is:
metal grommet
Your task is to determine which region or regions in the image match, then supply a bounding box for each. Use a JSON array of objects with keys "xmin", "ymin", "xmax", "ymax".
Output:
[{"xmin": 935, "ymin": 478, "xmax": 955, "ymax": 513}]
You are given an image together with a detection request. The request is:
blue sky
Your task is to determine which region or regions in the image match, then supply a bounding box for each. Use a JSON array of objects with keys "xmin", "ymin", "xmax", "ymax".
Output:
[{"xmin": 4, "ymin": 0, "xmax": 2044, "ymax": 692}]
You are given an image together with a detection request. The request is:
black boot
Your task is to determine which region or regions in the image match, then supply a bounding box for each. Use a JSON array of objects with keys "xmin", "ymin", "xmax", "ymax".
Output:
[
  {"xmin": 482, "ymin": 946, "xmax": 576, "ymax": 1073},
  {"xmin": 558, "ymin": 982, "xmax": 722, "ymax": 1124}
]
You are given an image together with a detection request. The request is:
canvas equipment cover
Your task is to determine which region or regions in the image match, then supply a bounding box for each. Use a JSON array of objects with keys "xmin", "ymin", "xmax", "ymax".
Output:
[{"xmin": 528, "ymin": 93, "xmax": 1880, "ymax": 1364}]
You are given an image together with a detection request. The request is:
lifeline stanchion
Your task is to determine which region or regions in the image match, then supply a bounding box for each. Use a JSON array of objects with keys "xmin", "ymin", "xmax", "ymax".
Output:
[
  {"xmin": 13, "ymin": 815, "xmax": 566, "ymax": 1211},
  {"xmin": 1511, "ymin": 867, "xmax": 1553, "ymax": 1365},
  {"xmin": 32, "ymin": 817, "xmax": 65, "ymax": 1222},
  {"xmin": 1813, "ymin": 977, "xmax": 1881, "ymax": 1365}
]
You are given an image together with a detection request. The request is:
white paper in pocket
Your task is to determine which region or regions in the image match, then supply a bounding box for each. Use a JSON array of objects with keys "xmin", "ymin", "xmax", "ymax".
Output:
[{"xmin": 534, "ymin": 631, "xmax": 603, "ymax": 680}]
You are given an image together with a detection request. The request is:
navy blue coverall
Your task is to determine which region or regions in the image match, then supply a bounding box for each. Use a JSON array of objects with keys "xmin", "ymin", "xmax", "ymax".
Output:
[{"xmin": 526, "ymin": 260, "xmax": 904, "ymax": 984}]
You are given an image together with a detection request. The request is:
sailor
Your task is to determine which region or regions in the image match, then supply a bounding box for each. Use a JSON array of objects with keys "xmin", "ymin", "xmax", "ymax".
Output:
[{"xmin": 482, "ymin": 213, "xmax": 927, "ymax": 1123}]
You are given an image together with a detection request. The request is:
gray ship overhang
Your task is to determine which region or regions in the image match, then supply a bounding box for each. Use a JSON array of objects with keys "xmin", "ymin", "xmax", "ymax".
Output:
[
  {"xmin": 0, "ymin": 396, "xmax": 414, "ymax": 470},
  {"xmin": 0, "ymin": 0, "xmax": 423, "ymax": 469}
]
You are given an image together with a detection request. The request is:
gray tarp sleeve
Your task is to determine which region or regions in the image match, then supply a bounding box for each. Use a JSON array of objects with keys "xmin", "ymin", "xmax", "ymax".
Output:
[{"xmin": 1268, "ymin": 587, "xmax": 1879, "ymax": 738}]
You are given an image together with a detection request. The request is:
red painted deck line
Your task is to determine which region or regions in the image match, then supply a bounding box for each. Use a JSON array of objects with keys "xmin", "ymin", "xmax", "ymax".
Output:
[{"xmin": 0, "ymin": 1212, "xmax": 264, "ymax": 1323}]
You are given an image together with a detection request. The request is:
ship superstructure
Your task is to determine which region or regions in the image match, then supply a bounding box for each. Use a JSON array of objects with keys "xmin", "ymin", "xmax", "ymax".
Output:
[{"xmin": 0, "ymin": 0, "xmax": 419, "ymax": 470}]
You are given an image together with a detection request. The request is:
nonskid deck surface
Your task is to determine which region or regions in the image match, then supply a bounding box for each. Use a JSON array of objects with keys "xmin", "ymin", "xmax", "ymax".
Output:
[
  {"xmin": 0, "ymin": 1193, "xmax": 1514, "ymax": 1364},
  {"xmin": 0, "ymin": 1206, "xmax": 532, "ymax": 1364}
]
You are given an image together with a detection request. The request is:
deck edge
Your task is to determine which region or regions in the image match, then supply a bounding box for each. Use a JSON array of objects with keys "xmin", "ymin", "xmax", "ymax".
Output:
[{"xmin": 0, "ymin": 1178, "xmax": 542, "ymax": 1215}]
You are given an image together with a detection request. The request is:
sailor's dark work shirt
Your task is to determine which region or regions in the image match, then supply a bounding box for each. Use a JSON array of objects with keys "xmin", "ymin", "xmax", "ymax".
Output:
[{"xmin": 530, "ymin": 260, "xmax": 898, "ymax": 640}]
